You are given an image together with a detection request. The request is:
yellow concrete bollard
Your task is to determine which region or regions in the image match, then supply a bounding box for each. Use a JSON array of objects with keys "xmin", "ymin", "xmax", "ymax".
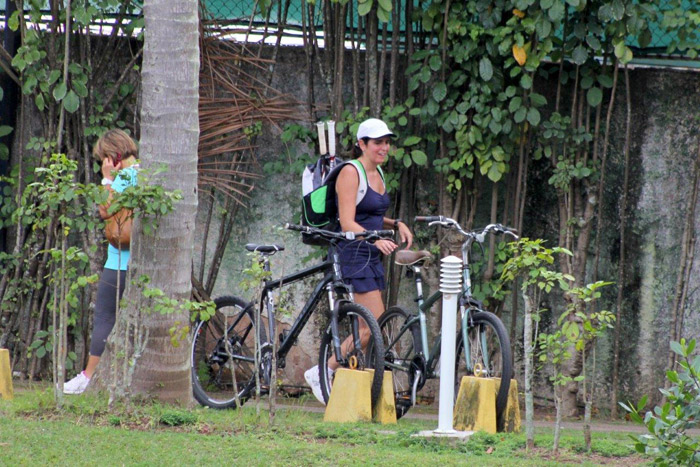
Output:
[
  {"xmin": 0, "ymin": 348, "xmax": 14, "ymax": 400},
  {"xmin": 453, "ymin": 376, "xmax": 521, "ymax": 433},
  {"xmin": 453, "ymin": 376, "xmax": 498, "ymax": 433},
  {"xmin": 323, "ymin": 369, "xmax": 397, "ymax": 424},
  {"xmin": 324, "ymin": 368, "xmax": 372, "ymax": 423},
  {"xmin": 366, "ymin": 369, "xmax": 397, "ymax": 424},
  {"xmin": 501, "ymin": 378, "xmax": 521, "ymax": 433}
]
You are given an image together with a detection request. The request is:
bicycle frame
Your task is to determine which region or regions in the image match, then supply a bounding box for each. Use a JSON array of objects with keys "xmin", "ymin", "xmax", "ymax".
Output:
[
  {"xmin": 255, "ymin": 245, "xmax": 356, "ymax": 370},
  {"xmin": 381, "ymin": 269, "xmax": 442, "ymax": 377},
  {"xmin": 385, "ymin": 237, "xmax": 485, "ymax": 378}
]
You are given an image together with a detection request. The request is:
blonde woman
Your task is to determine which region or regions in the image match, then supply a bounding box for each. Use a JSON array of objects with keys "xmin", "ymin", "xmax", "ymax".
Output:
[{"xmin": 64, "ymin": 129, "xmax": 139, "ymax": 394}]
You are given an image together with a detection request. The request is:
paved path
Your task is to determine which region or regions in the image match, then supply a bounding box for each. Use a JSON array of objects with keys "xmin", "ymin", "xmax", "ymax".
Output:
[{"xmin": 277, "ymin": 403, "xmax": 700, "ymax": 435}]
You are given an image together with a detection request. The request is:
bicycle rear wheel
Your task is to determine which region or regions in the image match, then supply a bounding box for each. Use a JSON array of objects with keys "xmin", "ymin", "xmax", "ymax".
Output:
[
  {"xmin": 455, "ymin": 310, "xmax": 512, "ymax": 424},
  {"xmin": 318, "ymin": 302, "xmax": 385, "ymax": 408},
  {"xmin": 377, "ymin": 306, "xmax": 420, "ymax": 419},
  {"xmin": 191, "ymin": 295, "xmax": 266, "ymax": 409}
]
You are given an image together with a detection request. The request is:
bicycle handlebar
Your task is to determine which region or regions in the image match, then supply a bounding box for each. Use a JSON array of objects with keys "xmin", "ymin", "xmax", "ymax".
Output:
[
  {"xmin": 413, "ymin": 216, "xmax": 519, "ymax": 242},
  {"xmin": 414, "ymin": 216, "xmax": 442, "ymax": 223},
  {"xmin": 285, "ymin": 223, "xmax": 395, "ymax": 243}
]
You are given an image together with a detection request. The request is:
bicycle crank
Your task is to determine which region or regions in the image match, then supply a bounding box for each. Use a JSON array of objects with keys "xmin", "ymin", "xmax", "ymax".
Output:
[{"xmin": 409, "ymin": 355, "xmax": 428, "ymax": 405}]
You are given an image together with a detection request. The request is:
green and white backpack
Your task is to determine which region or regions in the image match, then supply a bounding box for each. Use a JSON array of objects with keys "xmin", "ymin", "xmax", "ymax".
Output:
[{"xmin": 301, "ymin": 159, "xmax": 384, "ymax": 245}]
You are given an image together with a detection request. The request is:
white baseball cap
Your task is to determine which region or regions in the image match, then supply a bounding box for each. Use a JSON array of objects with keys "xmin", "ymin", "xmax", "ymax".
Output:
[{"xmin": 356, "ymin": 118, "xmax": 395, "ymax": 140}]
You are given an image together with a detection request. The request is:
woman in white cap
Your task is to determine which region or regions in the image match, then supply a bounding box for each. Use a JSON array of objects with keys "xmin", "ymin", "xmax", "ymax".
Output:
[{"xmin": 305, "ymin": 118, "xmax": 413, "ymax": 404}]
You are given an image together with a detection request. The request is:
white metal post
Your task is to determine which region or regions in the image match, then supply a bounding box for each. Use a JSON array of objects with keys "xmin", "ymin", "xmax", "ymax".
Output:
[{"xmin": 435, "ymin": 255, "xmax": 462, "ymax": 434}]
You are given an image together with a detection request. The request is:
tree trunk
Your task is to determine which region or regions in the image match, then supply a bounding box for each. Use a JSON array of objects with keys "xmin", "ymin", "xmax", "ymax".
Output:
[
  {"xmin": 553, "ymin": 389, "xmax": 562, "ymax": 455},
  {"xmin": 610, "ymin": 65, "xmax": 632, "ymax": 418},
  {"xmin": 523, "ymin": 293, "xmax": 535, "ymax": 451},
  {"xmin": 483, "ymin": 182, "xmax": 498, "ymax": 282},
  {"xmin": 119, "ymin": 0, "xmax": 200, "ymax": 405},
  {"xmin": 367, "ymin": 6, "xmax": 379, "ymax": 116}
]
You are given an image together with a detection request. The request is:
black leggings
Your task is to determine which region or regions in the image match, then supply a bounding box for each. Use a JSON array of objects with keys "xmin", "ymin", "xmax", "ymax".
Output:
[{"xmin": 89, "ymin": 268, "xmax": 127, "ymax": 357}]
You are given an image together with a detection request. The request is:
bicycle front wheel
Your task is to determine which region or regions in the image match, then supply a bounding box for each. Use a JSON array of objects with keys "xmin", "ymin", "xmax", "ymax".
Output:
[
  {"xmin": 191, "ymin": 295, "xmax": 265, "ymax": 409},
  {"xmin": 378, "ymin": 306, "xmax": 420, "ymax": 419},
  {"xmin": 456, "ymin": 310, "xmax": 513, "ymax": 423},
  {"xmin": 318, "ymin": 302, "xmax": 385, "ymax": 408}
]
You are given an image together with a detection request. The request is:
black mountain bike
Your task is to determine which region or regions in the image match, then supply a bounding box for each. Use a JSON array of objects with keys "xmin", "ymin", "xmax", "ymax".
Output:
[
  {"xmin": 191, "ymin": 223, "xmax": 393, "ymax": 409},
  {"xmin": 379, "ymin": 217, "xmax": 517, "ymax": 423}
]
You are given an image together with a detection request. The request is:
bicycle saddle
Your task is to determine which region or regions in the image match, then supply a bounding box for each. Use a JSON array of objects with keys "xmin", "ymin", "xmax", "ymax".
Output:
[
  {"xmin": 245, "ymin": 243, "xmax": 285, "ymax": 253},
  {"xmin": 394, "ymin": 250, "xmax": 432, "ymax": 266}
]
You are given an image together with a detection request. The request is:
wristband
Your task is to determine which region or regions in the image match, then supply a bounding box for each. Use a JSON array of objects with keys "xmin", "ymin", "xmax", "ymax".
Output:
[
  {"xmin": 393, "ymin": 219, "xmax": 403, "ymax": 229},
  {"xmin": 101, "ymin": 178, "xmax": 113, "ymax": 186}
]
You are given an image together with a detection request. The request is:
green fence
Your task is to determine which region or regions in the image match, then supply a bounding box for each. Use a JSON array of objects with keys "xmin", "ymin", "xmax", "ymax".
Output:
[
  {"xmin": 1, "ymin": 1, "xmax": 697, "ymax": 64},
  {"xmin": 201, "ymin": 0, "xmax": 696, "ymax": 59},
  {"xmin": 201, "ymin": 0, "xmax": 414, "ymax": 35}
]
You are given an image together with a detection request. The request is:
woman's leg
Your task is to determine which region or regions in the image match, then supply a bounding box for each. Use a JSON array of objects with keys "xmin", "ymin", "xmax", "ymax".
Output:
[
  {"xmin": 65, "ymin": 268, "xmax": 126, "ymax": 393},
  {"xmin": 305, "ymin": 289, "xmax": 386, "ymax": 402},
  {"xmin": 84, "ymin": 356, "xmax": 101, "ymax": 379},
  {"xmin": 353, "ymin": 290, "xmax": 385, "ymax": 320},
  {"xmin": 86, "ymin": 268, "xmax": 126, "ymax": 376}
]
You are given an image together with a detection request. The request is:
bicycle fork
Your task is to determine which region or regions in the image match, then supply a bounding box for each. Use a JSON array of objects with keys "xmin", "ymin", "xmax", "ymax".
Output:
[
  {"xmin": 461, "ymin": 308, "xmax": 490, "ymax": 377},
  {"xmin": 327, "ymin": 285, "xmax": 355, "ymax": 368}
]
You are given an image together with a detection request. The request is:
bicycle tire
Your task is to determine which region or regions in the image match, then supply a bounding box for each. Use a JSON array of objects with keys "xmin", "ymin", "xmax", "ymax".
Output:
[
  {"xmin": 191, "ymin": 295, "xmax": 266, "ymax": 409},
  {"xmin": 377, "ymin": 306, "xmax": 420, "ymax": 419},
  {"xmin": 317, "ymin": 302, "xmax": 385, "ymax": 409},
  {"xmin": 455, "ymin": 310, "xmax": 513, "ymax": 425}
]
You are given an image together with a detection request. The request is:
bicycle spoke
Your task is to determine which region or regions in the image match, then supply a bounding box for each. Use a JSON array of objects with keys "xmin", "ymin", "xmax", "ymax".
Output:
[
  {"xmin": 377, "ymin": 306, "xmax": 418, "ymax": 418},
  {"xmin": 191, "ymin": 296, "xmax": 262, "ymax": 409},
  {"xmin": 456, "ymin": 311, "xmax": 512, "ymax": 421}
]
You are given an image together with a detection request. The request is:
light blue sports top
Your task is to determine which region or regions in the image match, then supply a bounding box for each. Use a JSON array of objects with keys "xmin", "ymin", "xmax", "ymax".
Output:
[{"xmin": 104, "ymin": 166, "xmax": 138, "ymax": 271}]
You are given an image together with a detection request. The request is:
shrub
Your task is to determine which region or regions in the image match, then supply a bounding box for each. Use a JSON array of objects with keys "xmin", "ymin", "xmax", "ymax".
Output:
[{"xmin": 621, "ymin": 338, "xmax": 700, "ymax": 465}]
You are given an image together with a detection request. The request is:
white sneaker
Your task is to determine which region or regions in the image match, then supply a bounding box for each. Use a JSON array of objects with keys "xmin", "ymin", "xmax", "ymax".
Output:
[
  {"xmin": 64, "ymin": 371, "xmax": 90, "ymax": 394},
  {"xmin": 304, "ymin": 365, "xmax": 334, "ymax": 405}
]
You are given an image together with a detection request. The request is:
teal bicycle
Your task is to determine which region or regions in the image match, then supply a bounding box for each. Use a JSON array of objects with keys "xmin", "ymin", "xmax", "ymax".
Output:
[{"xmin": 378, "ymin": 217, "xmax": 516, "ymax": 422}]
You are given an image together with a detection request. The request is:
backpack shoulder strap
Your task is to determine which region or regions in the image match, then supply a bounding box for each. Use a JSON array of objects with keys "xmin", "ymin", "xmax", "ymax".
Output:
[
  {"xmin": 348, "ymin": 160, "xmax": 369, "ymax": 205},
  {"xmin": 377, "ymin": 165, "xmax": 385, "ymax": 186},
  {"xmin": 333, "ymin": 160, "xmax": 385, "ymax": 206}
]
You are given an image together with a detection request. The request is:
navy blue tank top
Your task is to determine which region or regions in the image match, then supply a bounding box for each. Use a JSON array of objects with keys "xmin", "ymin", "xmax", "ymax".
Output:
[{"xmin": 337, "ymin": 181, "xmax": 390, "ymax": 288}]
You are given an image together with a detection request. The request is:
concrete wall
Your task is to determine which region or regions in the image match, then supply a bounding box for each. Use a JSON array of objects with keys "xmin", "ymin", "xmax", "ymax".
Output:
[
  {"xmin": 197, "ymin": 47, "xmax": 700, "ymax": 407},
  {"xmin": 623, "ymin": 69, "xmax": 700, "ymax": 403}
]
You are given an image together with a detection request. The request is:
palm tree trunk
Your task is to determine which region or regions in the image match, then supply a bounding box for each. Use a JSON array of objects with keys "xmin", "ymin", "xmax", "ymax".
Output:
[{"xmin": 126, "ymin": 0, "xmax": 200, "ymax": 404}]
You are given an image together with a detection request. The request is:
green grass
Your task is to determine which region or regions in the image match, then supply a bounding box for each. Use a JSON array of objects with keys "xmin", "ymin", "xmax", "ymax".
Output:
[{"xmin": 0, "ymin": 385, "xmax": 646, "ymax": 466}]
